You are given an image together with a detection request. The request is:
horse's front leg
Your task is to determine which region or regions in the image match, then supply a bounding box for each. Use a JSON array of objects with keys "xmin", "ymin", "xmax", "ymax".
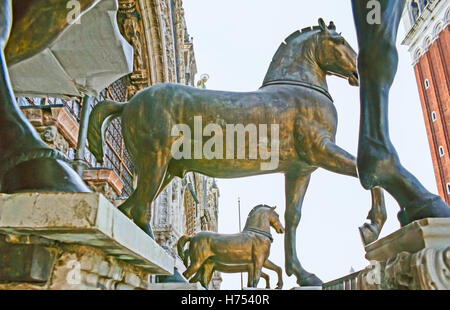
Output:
[
  {"xmin": 263, "ymin": 259, "xmax": 283, "ymax": 289},
  {"xmin": 351, "ymin": 0, "xmax": 450, "ymax": 225},
  {"xmin": 247, "ymin": 263, "xmax": 255, "ymax": 288},
  {"xmin": 260, "ymin": 271, "xmax": 270, "ymax": 289},
  {"xmin": 359, "ymin": 187, "xmax": 386, "ymax": 245},
  {"xmin": 284, "ymin": 171, "xmax": 323, "ymax": 286},
  {"xmin": 311, "ymin": 139, "xmax": 387, "ymax": 245}
]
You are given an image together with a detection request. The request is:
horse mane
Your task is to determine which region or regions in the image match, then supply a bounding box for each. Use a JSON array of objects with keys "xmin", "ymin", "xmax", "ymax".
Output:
[
  {"xmin": 247, "ymin": 204, "xmax": 272, "ymax": 217},
  {"xmin": 273, "ymin": 22, "xmax": 336, "ymax": 59}
]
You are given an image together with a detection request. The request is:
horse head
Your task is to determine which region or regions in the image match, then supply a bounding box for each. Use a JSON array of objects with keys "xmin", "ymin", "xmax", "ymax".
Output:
[
  {"xmin": 315, "ymin": 18, "xmax": 359, "ymax": 86},
  {"xmin": 267, "ymin": 206, "xmax": 285, "ymax": 234},
  {"xmin": 245, "ymin": 205, "xmax": 284, "ymax": 235},
  {"xmin": 263, "ymin": 18, "xmax": 359, "ymax": 89}
]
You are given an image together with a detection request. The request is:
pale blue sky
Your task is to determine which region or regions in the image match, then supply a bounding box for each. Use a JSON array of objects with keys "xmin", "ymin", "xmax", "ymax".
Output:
[{"xmin": 183, "ymin": 0, "xmax": 437, "ymax": 289}]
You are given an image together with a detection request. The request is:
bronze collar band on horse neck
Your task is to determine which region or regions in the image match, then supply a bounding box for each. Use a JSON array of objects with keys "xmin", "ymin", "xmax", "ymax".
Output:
[
  {"xmin": 244, "ymin": 227, "xmax": 274, "ymax": 242},
  {"xmin": 260, "ymin": 79, "xmax": 333, "ymax": 102}
]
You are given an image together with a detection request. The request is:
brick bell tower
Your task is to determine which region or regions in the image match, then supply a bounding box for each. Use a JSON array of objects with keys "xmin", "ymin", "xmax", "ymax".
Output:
[{"xmin": 402, "ymin": 0, "xmax": 450, "ymax": 204}]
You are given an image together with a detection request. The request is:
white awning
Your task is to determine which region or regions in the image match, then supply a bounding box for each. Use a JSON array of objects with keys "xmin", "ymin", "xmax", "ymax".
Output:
[{"xmin": 8, "ymin": 0, "xmax": 133, "ymax": 98}]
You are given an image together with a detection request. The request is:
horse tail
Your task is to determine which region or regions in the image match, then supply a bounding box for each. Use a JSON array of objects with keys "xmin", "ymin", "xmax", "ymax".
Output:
[
  {"xmin": 177, "ymin": 235, "xmax": 190, "ymax": 264},
  {"xmin": 87, "ymin": 100, "xmax": 125, "ymax": 163}
]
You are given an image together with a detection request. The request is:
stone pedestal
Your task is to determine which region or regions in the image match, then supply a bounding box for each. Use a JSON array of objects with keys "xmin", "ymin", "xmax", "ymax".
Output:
[
  {"xmin": 0, "ymin": 193, "xmax": 174, "ymax": 289},
  {"xmin": 358, "ymin": 218, "xmax": 449, "ymax": 290},
  {"xmin": 323, "ymin": 218, "xmax": 449, "ymax": 290},
  {"xmin": 82, "ymin": 168, "xmax": 124, "ymax": 201},
  {"xmin": 147, "ymin": 283, "xmax": 205, "ymax": 290},
  {"xmin": 290, "ymin": 286, "xmax": 322, "ymax": 290}
]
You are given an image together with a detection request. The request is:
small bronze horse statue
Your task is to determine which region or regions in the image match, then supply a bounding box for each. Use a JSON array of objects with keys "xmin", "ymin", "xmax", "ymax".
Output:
[
  {"xmin": 177, "ymin": 205, "xmax": 284, "ymax": 288},
  {"xmin": 88, "ymin": 18, "xmax": 387, "ymax": 286}
]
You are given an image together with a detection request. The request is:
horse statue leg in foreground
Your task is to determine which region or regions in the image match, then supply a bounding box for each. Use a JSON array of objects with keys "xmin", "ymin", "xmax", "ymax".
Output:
[
  {"xmin": 351, "ymin": 0, "xmax": 450, "ymax": 225},
  {"xmin": 0, "ymin": 0, "xmax": 92, "ymax": 193}
]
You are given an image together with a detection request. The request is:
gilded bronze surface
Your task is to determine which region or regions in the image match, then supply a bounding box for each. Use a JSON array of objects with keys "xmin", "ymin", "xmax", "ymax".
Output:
[
  {"xmin": 88, "ymin": 19, "xmax": 386, "ymax": 285},
  {"xmin": 0, "ymin": 0, "xmax": 92, "ymax": 193},
  {"xmin": 351, "ymin": 0, "xmax": 450, "ymax": 224},
  {"xmin": 177, "ymin": 205, "xmax": 284, "ymax": 288}
]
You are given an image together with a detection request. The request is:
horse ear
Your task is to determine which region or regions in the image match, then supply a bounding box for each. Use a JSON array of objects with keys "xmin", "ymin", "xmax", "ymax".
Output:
[
  {"xmin": 271, "ymin": 206, "xmax": 276, "ymax": 210},
  {"xmin": 318, "ymin": 18, "xmax": 327, "ymax": 31},
  {"xmin": 328, "ymin": 21, "xmax": 336, "ymax": 30}
]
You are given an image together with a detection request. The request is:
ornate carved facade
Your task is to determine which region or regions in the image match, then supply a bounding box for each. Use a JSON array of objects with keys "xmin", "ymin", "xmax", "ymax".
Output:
[{"xmin": 16, "ymin": 0, "xmax": 220, "ymax": 288}]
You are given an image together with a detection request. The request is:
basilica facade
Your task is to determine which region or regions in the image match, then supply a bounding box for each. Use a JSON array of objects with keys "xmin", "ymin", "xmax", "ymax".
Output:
[{"xmin": 12, "ymin": 0, "xmax": 220, "ymax": 288}]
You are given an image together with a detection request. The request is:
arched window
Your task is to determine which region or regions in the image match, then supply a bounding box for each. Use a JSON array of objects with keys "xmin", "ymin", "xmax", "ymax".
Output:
[
  {"xmin": 432, "ymin": 22, "xmax": 443, "ymax": 40},
  {"xmin": 423, "ymin": 35, "xmax": 432, "ymax": 50},
  {"xmin": 414, "ymin": 48, "xmax": 422, "ymax": 63},
  {"xmin": 431, "ymin": 111, "xmax": 437, "ymax": 122}
]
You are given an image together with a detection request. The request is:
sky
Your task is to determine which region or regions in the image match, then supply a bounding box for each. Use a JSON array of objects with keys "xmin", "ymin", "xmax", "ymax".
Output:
[{"xmin": 182, "ymin": 0, "xmax": 437, "ymax": 290}]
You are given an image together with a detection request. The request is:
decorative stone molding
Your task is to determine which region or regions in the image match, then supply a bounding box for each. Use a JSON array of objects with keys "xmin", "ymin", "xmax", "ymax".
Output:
[
  {"xmin": 118, "ymin": 0, "xmax": 151, "ymax": 98},
  {"xmin": 0, "ymin": 193, "xmax": 175, "ymax": 283},
  {"xmin": 82, "ymin": 168, "xmax": 124, "ymax": 201},
  {"xmin": 402, "ymin": 0, "xmax": 449, "ymax": 64},
  {"xmin": 0, "ymin": 235, "xmax": 152, "ymax": 290},
  {"xmin": 20, "ymin": 105, "xmax": 79, "ymax": 148},
  {"xmin": 324, "ymin": 218, "xmax": 450, "ymax": 290}
]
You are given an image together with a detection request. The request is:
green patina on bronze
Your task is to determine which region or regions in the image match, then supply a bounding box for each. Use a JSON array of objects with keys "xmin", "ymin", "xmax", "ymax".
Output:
[
  {"xmin": 0, "ymin": 0, "xmax": 448, "ymax": 287},
  {"xmin": 177, "ymin": 205, "xmax": 284, "ymax": 288},
  {"xmin": 0, "ymin": 0, "xmax": 92, "ymax": 193},
  {"xmin": 351, "ymin": 0, "xmax": 450, "ymax": 225},
  {"xmin": 88, "ymin": 19, "xmax": 387, "ymax": 286}
]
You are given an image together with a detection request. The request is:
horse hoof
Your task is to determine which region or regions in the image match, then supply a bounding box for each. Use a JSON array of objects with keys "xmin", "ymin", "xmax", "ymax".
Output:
[
  {"xmin": 399, "ymin": 196, "xmax": 450, "ymax": 226},
  {"xmin": 298, "ymin": 273, "xmax": 323, "ymax": 287},
  {"xmin": 359, "ymin": 223, "xmax": 379, "ymax": 246}
]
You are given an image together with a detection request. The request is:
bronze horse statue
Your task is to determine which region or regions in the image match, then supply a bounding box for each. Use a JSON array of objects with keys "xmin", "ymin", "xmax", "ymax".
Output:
[
  {"xmin": 177, "ymin": 205, "xmax": 284, "ymax": 288},
  {"xmin": 88, "ymin": 18, "xmax": 387, "ymax": 286},
  {"xmin": 0, "ymin": 0, "xmax": 448, "ymax": 287}
]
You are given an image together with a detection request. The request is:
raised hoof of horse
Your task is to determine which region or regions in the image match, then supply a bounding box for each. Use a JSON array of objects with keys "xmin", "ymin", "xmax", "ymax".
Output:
[
  {"xmin": 398, "ymin": 196, "xmax": 450, "ymax": 227},
  {"xmin": 359, "ymin": 222, "xmax": 379, "ymax": 246},
  {"xmin": 275, "ymin": 283, "xmax": 283, "ymax": 289},
  {"xmin": 297, "ymin": 273, "xmax": 323, "ymax": 287}
]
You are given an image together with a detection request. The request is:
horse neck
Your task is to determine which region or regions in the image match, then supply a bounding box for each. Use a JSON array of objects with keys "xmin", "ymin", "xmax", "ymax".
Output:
[
  {"xmin": 263, "ymin": 36, "xmax": 328, "ymax": 90},
  {"xmin": 243, "ymin": 211, "xmax": 271, "ymax": 233}
]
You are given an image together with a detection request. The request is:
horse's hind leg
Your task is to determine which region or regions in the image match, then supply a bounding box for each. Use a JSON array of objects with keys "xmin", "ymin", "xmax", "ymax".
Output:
[
  {"xmin": 118, "ymin": 152, "xmax": 171, "ymax": 238},
  {"xmin": 351, "ymin": 0, "xmax": 449, "ymax": 225},
  {"xmin": 313, "ymin": 139, "xmax": 386, "ymax": 245}
]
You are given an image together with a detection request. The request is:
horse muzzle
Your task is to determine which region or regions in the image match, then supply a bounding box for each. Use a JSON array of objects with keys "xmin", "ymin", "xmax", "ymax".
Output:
[
  {"xmin": 348, "ymin": 71, "xmax": 359, "ymax": 86},
  {"xmin": 276, "ymin": 226, "xmax": 285, "ymax": 234}
]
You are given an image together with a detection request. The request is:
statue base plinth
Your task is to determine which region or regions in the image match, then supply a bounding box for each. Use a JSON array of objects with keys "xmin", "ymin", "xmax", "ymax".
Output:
[
  {"xmin": 148, "ymin": 282, "xmax": 205, "ymax": 290},
  {"xmin": 290, "ymin": 286, "xmax": 322, "ymax": 290},
  {"xmin": 0, "ymin": 193, "xmax": 175, "ymax": 289},
  {"xmin": 323, "ymin": 218, "xmax": 450, "ymax": 290}
]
